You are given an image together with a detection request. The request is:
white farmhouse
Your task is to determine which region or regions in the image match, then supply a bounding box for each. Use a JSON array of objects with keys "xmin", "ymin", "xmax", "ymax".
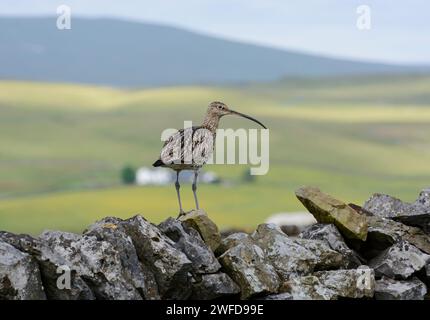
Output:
[
  {"xmin": 135, "ymin": 167, "xmax": 173, "ymax": 186},
  {"xmin": 135, "ymin": 167, "xmax": 220, "ymax": 186}
]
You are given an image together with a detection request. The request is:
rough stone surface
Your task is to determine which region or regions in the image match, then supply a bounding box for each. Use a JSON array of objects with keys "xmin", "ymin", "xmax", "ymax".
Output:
[
  {"xmin": 219, "ymin": 242, "xmax": 280, "ymax": 299},
  {"xmin": 85, "ymin": 217, "xmax": 160, "ymax": 299},
  {"xmin": 426, "ymin": 263, "xmax": 430, "ymax": 280},
  {"xmin": 0, "ymin": 240, "xmax": 46, "ymax": 300},
  {"xmin": 348, "ymin": 203, "xmax": 374, "ymax": 216},
  {"xmin": 250, "ymin": 224, "xmax": 317, "ymax": 279},
  {"xmin": 191, "ymin": 273, "xmax": 240, "ymax": 300},
  {"xmin": 0, "ymin": 231, "xmax": 95, "ymax": 300},
  {"xmin": 158, "ymin": 217, "xmax": 221, "ymax": 274},
  {"xmin": 375, "ymin": 277, "xmax": 427, "ymax": 300},
  {"xmin": 364, "ymin": 191, "xmax": 430, "ymax": 233},
  {"xmin": 258, "ymin": 292, "xmax": 293, "ymax": 300},
  {"xmin": 294, "ymin": 238, "xmax": 347, "ymax": 270},
  {"xmin": 121, "ymin": 215, "xmax": 193, "ymax": 299},
  {"xmin": 295, "ymin": 187, "xmax": 368, "ymax": 241},
  {"xmin": 39, "ymin": 230, "xmax": 143, "ymax": 300},
  {"xmin": 220, "ymin": 228, "xmax": 248, "ymax": 238},
  {"xmin": 280, "ymin": 225, "xmax": 301, "ymax": 236},
  {"xmin": 368, "ymin": 241, "xmax": 430, "ymax": 279},
  {"xmin": 365, "ymin": 216, "xmax": 430, "ymax": 255},
  {"xmin": 282, "ymin": 266, "xmax": 375, "ymax": 300},
  {"xmin": 299, "ymin": 223, "xmax": 363, "ymax": 268},
  {"xmin": 251, "ymin": 224, "xmax": 344, "ymax": 279},
  {"xmin": 364, "ymin": 193, "xmax": 417, "ymax": 219},
  {"xmin": 215, "ymin": 232, "xmax": 249, "ymax": 256},
  {"xmin": 416, "ymin": 188, "xmax": 430, "ymax": 208},
  {"xmin": 179, "ymin": 210, "xmax": 222, "ymax": 252}
]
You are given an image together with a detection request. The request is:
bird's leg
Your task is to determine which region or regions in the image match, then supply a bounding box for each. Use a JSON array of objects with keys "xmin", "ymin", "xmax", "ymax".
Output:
[
  {"xmin": 192, "ymin": 170, "xmax": 200, "ymax": 210},
  {"xmin": 175, "ymin": 171, "xmax": 185, "ymax": 217}
]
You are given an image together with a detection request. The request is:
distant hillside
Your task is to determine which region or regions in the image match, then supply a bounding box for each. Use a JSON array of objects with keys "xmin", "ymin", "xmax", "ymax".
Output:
[
  {"xmin": 0, "ymin": 17, "xmax": 428, "ymax": 87},
  {"xmin": 0, "ymin": 76, "xmax": 430, "ymax": 233}
]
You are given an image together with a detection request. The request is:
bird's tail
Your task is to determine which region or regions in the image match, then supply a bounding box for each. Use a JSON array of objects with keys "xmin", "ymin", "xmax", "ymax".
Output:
[{"xmin": 152, "ymin": 159, "xmax": 164, "ymax": 167}]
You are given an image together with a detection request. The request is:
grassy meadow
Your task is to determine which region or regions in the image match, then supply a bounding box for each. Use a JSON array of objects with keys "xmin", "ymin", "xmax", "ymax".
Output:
[{"xmin": 0, "ymin": 75, "xmax": 430, "ymax": 234}]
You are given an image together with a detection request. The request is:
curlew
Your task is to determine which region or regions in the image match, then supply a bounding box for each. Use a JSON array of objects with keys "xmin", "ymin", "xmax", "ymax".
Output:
[{"xmin": 153, "ymin": 101, "xmax": 267, "ymax": 216}]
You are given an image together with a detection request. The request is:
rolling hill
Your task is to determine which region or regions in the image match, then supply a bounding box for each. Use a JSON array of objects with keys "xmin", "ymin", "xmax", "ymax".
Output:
[
  {"xmin": 0, "ymin": 16, "xmax": 428, "ymax": 87},
  {"xmin": 0, "ymin": 76, "xmax": 429, "ymax": 234}
]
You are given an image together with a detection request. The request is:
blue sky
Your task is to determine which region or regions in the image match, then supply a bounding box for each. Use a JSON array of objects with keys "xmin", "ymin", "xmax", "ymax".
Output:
[{"xmin": 1, "ymin": 0, "xmax": 429, "ymax": 64}]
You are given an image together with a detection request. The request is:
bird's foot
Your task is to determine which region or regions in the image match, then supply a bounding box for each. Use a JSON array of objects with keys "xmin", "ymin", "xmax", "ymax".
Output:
[{"xmin": 176, "ymin": 210, "xmax": 186, "ymax": 219}]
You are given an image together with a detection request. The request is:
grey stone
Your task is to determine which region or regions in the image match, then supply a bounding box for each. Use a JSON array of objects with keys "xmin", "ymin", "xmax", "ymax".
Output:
[
  {"xmin": 85, "ymin": 217, "xmax": 160, "ymax": 299},
  {"xmin": 220, "ymin": 228, "xmax": 248, "ymax": 238},
  {"xmin": 179, "ymin": 210, "xmax": 221, "ymax": 252},
  {"xmin": 251, "ymin": 224, "xmax": 343, "ymax": 279},
  {"xmin": 258, "ymin": 292, "xmax": 293, "ymax": 300},
  {"xmin": 299, "ymin": 223, "xmax": 363, "ymax": 268},
  {"xmin": 364, "ymin": 193, "xmax": 416, "ymax": 219},
  {"xmin": 364, "ymin": 191, "xmax": 430, "ymax": 233},
  {"xmin": 396, "ymin": 216, "xmax": 430, "ymax": 234},
  {"xmin": 293, "ymin": 238, "xmax": 346, "ymax": 270},
  {"xmin": 416, "ymin": 188, "xmax": 430, "ymax": 208},
  {"xmin": 366, "ymin": 216, "xmax": 430, "ymax": 255},
  {"xmin": 0, "ymin": 231, "xmax": 94, "ymax": 300},
  {"xmin": 251, "ymin": 224, "xmax": 317, "ymax": 279},
  {"xmin": 191, "ymin": 273, "xmax": 240, "ymax": 300},
  {"xmin": 217, "ymin": 224, "xmax": 346, "ymax": 297},
  {"xmin": 280, "ymin": 225, "xmax": 302, "ymax": 237},
  {"xmin": 0, "ymin": 240, "xmax": 46, "ymax": 300},
  {"xmin": 121, "ymin": 215, "xmax": 193, "ymax": 299},
  {"xmin": 215, "ymin": 232, "xmax": 250, "ymax": 256},
  {"xmin": 295, "ymin": 187, "xmax": 368, "ymax": 241},
  {"xmin": 348, "ymin": 203, "xmax": 374, "ymax": 216},
  {"xmin": 282, "ymin": 266, "xmax": 375, "ymax": 300},
  {"xmin": 158, "ymin": 217, "xmax": 221, "ymax": 274},
  {"xmin": 39, "ymin": 230, "xmax": 143, "ymax": 300},
  {"xmin": 219, "ymin": 242, "xmax": 280, "ymax": 299},
  {"xmin": 409, "ymin": 188, "xmax": 430, "ymax": 233},
  {"xmin": 375, "ymin": 277, "xmax": 427, "ymax": 300},
  {"xmin": 368, "ymin": 241, "xmax": 430, "ymax": 279}
]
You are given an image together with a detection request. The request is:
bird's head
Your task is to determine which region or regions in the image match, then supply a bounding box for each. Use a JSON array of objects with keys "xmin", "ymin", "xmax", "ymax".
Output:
[
  {"xmin": 207, "ymin": 101, "xmax": 267, "ymax": 129},
  {"xmin": 208, "ymin": 101, "xmax": 231, "ymax": 117}
]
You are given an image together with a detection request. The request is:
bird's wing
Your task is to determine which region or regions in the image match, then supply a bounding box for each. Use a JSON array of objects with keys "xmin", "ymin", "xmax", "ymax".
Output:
[{"xmin": 158, "ymin": 126, "xmax": 213, "ymax": 165}]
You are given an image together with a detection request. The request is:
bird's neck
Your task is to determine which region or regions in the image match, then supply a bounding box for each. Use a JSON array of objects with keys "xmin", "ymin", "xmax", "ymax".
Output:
[{"xmin": 202, "ymin": 114, "xmax": 221, "ymax": 133}]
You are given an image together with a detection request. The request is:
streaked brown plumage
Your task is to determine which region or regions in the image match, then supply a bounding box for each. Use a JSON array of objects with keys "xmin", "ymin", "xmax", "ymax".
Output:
[{"xmin": 153, "ymin": 101, "xmax": 266, "ymax": 215}]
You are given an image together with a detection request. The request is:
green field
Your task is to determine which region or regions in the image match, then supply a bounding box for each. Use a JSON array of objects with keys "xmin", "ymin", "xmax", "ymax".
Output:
[{"xmin": 1, "ymin": 76, "xmax": 430, "ymax": 234}]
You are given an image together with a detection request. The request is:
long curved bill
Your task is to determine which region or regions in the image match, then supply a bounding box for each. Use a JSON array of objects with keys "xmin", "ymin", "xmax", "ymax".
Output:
[{"xmin": 230, "ymin": 110, "xmax": 267, "ymax": 129}]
